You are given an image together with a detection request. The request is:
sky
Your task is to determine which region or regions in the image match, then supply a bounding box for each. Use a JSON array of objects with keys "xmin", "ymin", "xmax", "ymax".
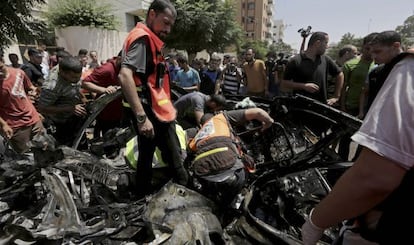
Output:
[{"xmin": 274, "ymin": 0, "xmax": 414, "ymax": 50}]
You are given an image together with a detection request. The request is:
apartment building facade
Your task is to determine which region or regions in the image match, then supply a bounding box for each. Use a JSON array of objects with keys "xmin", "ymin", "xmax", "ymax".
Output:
[{"xmin": 234, "ymin": 0, "xmax": 276, "ymax": 44}]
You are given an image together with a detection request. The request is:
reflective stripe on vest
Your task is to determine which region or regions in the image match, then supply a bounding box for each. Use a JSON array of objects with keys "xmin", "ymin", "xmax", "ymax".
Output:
[{"xmin": 194, "ymin": 146, "xmax": 229, "ymax": 161}]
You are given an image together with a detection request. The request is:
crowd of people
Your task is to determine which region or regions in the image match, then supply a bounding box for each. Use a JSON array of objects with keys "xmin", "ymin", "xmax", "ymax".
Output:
[{"xmin": 1, "ymin": 0, "xmax": 414, "ymax": 244}]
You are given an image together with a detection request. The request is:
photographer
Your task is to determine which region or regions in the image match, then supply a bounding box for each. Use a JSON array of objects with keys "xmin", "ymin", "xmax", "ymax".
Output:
[{"xmin": 218, "ymin": 56, "xmax": 243, "ymax": 95}]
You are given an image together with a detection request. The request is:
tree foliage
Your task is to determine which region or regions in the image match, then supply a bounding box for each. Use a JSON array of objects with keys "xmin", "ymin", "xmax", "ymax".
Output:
[
  {"xmin": 326, "ymin": 32, "xmax": 362, "ymax": 60},
  {"xmin": 396, "ymin": 15, "xmax": 414, "ymax": 48},
  {"xmin": 268, "ymin": 40, "xmax": 294, "ymax": 56},
  {"xmin": 166, "ymin": 0, "xmax": 242, "ymax": 57},
  {"xmin": 44, "ymin": 0, "xmax": 118, "ymax": 30},
  {"xmin": 0, "ymin": 0, "xmax": 47, "ymax": 47},
  {"xmin": 239, "ymin": 40, "xmax": 269, "ymax": 60}
]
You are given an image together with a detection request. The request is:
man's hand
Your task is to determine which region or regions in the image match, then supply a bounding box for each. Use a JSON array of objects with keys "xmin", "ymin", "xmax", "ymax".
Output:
[
  {"xmin": 0, "ymin": 123, "xmax": 13, "ymax": 139},
  {"xmin": 137, "ymin": 118, "xmax": 154, "ymax": 138},
  {"xmin": 301, "ymin": 209, "xmax": 325, "ymax": 245},
  {"xmin": 73, "ymin": 104, "xmax": 88, "ymax": 117},
  {"xmin": 104, "ymin": 85, "xmax": 118, "ymax": 94},
  {"xmin": 303, "ymin": 83, "xmax": 320, "ymax": 93},
  {"xmin": 327, "ymin": 97, "xmax": 339, "ymax": 106}
]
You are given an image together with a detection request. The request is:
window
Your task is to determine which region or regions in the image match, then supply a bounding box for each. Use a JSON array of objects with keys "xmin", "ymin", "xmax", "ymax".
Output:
[{"xmin": 247, "ymin": 2, "xmax": 255, "ymax": 10}]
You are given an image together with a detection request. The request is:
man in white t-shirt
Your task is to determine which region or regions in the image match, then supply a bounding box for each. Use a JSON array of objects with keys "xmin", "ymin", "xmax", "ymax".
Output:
[{"xmin": 301, "ymin": 31, "xmax": 414, "ymax": 244}]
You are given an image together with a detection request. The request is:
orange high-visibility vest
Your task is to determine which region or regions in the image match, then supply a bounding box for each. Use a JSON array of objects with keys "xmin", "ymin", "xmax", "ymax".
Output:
[
  {"xmin": 123, "ymin": 23, "xmax": 176, "ymax": 122},
  {"xmin": 189, "ymin": 113, "xmax": 231, "ymax": 151}
]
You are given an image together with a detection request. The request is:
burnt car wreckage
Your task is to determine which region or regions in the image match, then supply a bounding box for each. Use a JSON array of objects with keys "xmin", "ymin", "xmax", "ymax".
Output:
[{"xmin": 0, "ymin": 89, "xmax": 362, "ymax": 244}]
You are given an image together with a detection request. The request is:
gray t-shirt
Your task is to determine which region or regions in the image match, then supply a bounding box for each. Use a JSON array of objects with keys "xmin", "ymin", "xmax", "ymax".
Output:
[
  {"xmin": 38, "ymin": 75, "xmax": 82, "ymax": 123},
  {"xmin": 121, "ymin": 38, "xmax": 151, "ymax": 77},
  {"xmin": 174, "ymin": 92, "xmax": 208, "ymax": 120}
]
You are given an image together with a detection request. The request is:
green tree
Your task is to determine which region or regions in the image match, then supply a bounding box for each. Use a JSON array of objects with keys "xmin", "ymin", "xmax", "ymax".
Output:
[
  {"xmin": 396, "ymin": 15, "xmax": 414, "ymax": 48},
  {"xmin": 44, "ymin": 0, "xmax": 118, "ymax": 30},
  {"xmin": 0, "ymin": 0, "xmax": 46, "ymax": 47},
  {"xmin": 166, "ymin": 0, "xmax": 242, "ymax": 58},
  {"xmin": 269, "ymin": 40, "xmax": 293, "ymax": 56},
  {"xmin": 240, "ymin": 40, "xmax": 269, "ymax": 60}
]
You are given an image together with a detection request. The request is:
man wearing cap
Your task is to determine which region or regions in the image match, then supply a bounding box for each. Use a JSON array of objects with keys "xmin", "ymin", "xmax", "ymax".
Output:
[{"xmin": 22, "ymin": 48, "xmax": 44, "ymax": 87}]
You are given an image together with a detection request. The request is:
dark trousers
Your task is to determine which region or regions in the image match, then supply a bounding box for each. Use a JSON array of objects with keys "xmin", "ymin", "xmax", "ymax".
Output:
[
  {"xmin": 124, "ymin": 105, "xmax": 184, "ymax": 196},
  {"xmin": 198, "ymin": 168, "xmax": 246, "ymax": 206}
]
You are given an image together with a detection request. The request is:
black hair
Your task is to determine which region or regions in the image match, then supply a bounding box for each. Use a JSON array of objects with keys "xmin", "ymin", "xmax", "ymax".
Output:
[
  {"xmin": 176, "ymin": 53, "xmax": 188, "ymax": 63},
  {"xmin": 369, "ymin": 31, "xmax": 401, "ymax": 46},
  {"xmin": 363, "ymin": 32, "xmax": 379, "ymax": 45},
  {"xmin": 147, "ymin": 0, "xmax": 177, "ymax": 19},
  {"xmin": 8, "ymin": 53, "xmax": 18, "ymax": 58},
  {"xmin": 78, "ymin": 48, "xmax": 88, "ymax": 56},
  {"xmin": 56, "ymin": 50, "xmax": 72, "ymax": 60},
  {"xmin": 308, "ymin": 31, "xmax": 328, "ymax": 46},
  {"xmin": 59, "ymin": 56, "xmax": 82, "ymax": 73},
  {"xmin": 338, "ymin": 45, "xmax": 356, "ymax": 58},
  {"xmin": 209, "ymin": 94, "xmax": 227, "ymax": 108}
]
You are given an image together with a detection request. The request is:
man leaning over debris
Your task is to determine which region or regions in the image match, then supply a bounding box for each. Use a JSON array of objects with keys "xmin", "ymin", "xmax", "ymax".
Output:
[
  {"xmin": 188, "ymin": 108, "xmax": 274, "ymax": 205},
  {"xmin": 118, "ymin": 0, "xmax": 188, "ymax": 198}
]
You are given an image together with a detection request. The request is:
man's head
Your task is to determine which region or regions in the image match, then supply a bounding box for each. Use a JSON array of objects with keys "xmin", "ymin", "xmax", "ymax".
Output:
[
  {"xmin": 146, "ymin": 0, "xmax": 177, "ymax": 40},
  {"xmin": 8, "ymin": 53, "xmax": 19, "ymax": 65},
  {"xmin": 56, "ymin": 50, "xmax": 72, "ymax": 63},
  {"xmin": 360, "ymin": 32, "xmax": 378, "ymax": 61},
  {"xmin": 222, "ymin": 54, "xmax": 230, "ymax": 66},
  {"xmin": 308, "ymin": 32, "xmax": 329, "ymax": 55},
  {"xmin": 176, "ymin": 53, "xmax": 188, "ymax": 69},
  {"xmin": 209, "ymin": 53, "xmax": 221, "ymax": 70},
  {"xmin": 338, "ymin": 45, "xmax": 358, "ymax": 61},
  {"xmin": 369, "ymin": 30, "xmax": 402, "ymax": 64},
  {"xmin": 244, "ymin": 48, "xmax": 255, "ymax": 63},
  {"xmin": 228, "ymin": 56, "xmax": 238, "ymax": 71},
  {"xmin": 28, "ymin": 48, "xmax": 43, "ymax": 64},
  {"xmin": 205, "ymin": 94, "xmax": 226, "ymax": 113},
  {"xmin": 59, "ymin": 56, "xmax": 83, "ymax": 83},
  {"xmin": 89, "ymin": 51, "xmax": 98, "ymax": 62}
]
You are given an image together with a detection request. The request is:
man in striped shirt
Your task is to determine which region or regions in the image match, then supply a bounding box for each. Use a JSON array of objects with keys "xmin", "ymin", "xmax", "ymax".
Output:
[{"xmin": 219, "ymin": 56, "xmax": 243, "ymax": 95}]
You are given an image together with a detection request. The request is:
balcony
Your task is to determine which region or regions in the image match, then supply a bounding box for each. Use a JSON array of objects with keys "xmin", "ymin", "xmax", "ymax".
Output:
[{"xmin": 267, "ymin": 6, "xmax": 273, "ymax": 16}]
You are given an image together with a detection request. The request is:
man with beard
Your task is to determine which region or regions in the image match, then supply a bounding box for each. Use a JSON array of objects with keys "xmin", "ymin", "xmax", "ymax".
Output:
[
  {"xmin": 118, "ymin": 0, "xmax": 188, "ymax": 197},
  {"xmin": 174, "ymin": 92, "xmax": 226, "ymax": 129},
  {"xmin": 242, "ymin": 48, "xmax": 268, "ymax": 97}
]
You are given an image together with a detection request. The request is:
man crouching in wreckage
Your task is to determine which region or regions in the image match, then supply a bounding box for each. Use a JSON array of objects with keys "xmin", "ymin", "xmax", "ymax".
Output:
[{"xmin": 188, "ymin": 108, "xmax": 274, "ymax": 206}]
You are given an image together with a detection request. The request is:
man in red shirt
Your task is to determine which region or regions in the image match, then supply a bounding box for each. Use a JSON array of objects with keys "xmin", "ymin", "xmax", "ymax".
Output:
[
  {"xmin": 81, "ymin": 54, "xmax": 123, "ymax": 137},
  {"xmin": 0, "ymin": 51, "xmax": 44, "ymax": 153}
]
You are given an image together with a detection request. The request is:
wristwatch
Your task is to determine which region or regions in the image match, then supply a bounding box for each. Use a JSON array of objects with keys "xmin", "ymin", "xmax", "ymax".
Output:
[{"xmin": 136, "ymin": 114, "xmax": 147, "ymax": 124}]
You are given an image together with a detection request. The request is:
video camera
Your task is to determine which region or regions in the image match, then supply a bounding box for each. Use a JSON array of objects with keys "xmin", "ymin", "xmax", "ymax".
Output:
[{"xmin": 298, "ymin": 26, "xmax": 312, "ymax": 38}]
